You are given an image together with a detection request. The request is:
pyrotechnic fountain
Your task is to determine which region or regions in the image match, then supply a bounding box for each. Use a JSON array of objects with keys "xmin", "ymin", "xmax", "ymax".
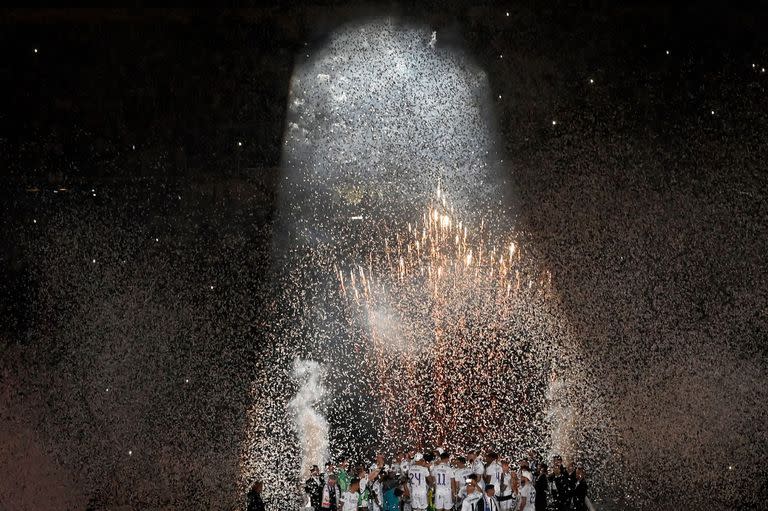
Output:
[{"xmin": 336, "ymin": 185, "xmax": 558, "ymax": 452}]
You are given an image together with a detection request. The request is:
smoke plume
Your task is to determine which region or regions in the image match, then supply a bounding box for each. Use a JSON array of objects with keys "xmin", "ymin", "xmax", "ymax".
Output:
[{"xmin": 289, "ymin": 359, "xmax": 329, "ymax": 480}]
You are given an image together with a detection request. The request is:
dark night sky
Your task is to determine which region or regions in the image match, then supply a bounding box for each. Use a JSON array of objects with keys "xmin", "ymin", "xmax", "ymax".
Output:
[{"xmin": 1, "ymin": 4, "xmax": 767, "ymax": 511}]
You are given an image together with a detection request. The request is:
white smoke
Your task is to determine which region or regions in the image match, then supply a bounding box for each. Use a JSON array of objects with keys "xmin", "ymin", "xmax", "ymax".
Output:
[{"xmin": 289, "ymin": 359, "xmax": 329, "ymax": 480}]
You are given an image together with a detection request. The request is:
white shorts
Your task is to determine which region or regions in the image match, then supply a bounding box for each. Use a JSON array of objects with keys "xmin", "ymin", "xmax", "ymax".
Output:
[
  {"xmin": 410, "ymin": 492, "xmax": 428, "ymax": 510},
  {"xmin": 434, "ymin": 491, "xmax": 453, "ymax": 509}
]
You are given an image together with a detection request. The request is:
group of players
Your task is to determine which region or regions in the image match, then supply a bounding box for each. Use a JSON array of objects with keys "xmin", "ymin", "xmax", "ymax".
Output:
[{"xmin": 304, "ymin": 449, "xmax": 588, "ymax": 511}]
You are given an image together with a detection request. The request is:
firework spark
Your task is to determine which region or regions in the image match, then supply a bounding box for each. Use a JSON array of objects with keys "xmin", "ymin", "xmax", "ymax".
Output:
[{"xmin": 337, "ymin": 187, "xmax": 559, "ymax": 453}]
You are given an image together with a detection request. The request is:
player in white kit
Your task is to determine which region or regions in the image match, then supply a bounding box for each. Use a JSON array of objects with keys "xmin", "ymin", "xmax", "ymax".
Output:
[
  {"xmin": 341, "ymin": 478, "xmax": 360, "ymax": 511},
  {"xmin": 484, "ymin": 452, "xmax": 503, "ymax": 492},
  {"xmin": 499, "ymin": 459, "xmax": 517, "ymax": 511},
  {"xmin": 460, "ymin": 479, "xmax": 482, "ymax": 511},
  {"xmin": 430, "ymin": 452, "xmax": 454, "ymax": 511},
  {"xmin": 453, "ymin": 457, "xmax": 473, "ymax": 483},
  {"xmin": 453, "ymin": 456, "xmax": 474, "ymax": 504},
  {"xmin": 407, "ymin": 453, "xmax": 431, "ymax": 511},
  {"xmin": 517, "ymin": 471, "xmax": 536, "ymax": 511},
  {"xmin": 470, "ymin": 451, "xmax": 486, "ymax": 490}
]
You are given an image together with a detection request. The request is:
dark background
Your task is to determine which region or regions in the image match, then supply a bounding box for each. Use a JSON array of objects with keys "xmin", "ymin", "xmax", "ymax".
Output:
[{"xmin": 1, "ymin": 4, "xmax": 767, "ymax": 510}]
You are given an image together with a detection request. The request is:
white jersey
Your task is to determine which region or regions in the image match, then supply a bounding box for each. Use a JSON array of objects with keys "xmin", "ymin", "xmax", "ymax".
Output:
[
  {"xmin": 342, "ymin": 491, "xmax": 359, "ymax": 511},
  {"xmin": 472, "ymin": 460, "xmax": 485, "ymax": 488},
  {"xmin": 430, "ymin": 464, "xmax": 454, "ymax": 493},
  {"xmin": 486, "ymin": 461, "xmax": 503, "ymax": 489},
  {"xmin": 519, "ymin": 483, "xmax": 536, "ymax": 511},
  {"xmin": 499, "ymin": 472, "xmax": 516, "ymax": 511},
  {"xmin": 499, "ymin": 471, "xmax": 515, "ymax": 496},
  {"xmin": 461, "ymin": 493, "xmax": 482, "ymax": 511},
  {"xmin": 370, "ymin": 479, "xmax": 383, "ymax": 511},
  {"xmin": 455, "ymin": 466, "xmax": 473, "ymax": 484},
  {"xmin": 408, "ymin": 465, "xmax": 430, "ymax": 496}
]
